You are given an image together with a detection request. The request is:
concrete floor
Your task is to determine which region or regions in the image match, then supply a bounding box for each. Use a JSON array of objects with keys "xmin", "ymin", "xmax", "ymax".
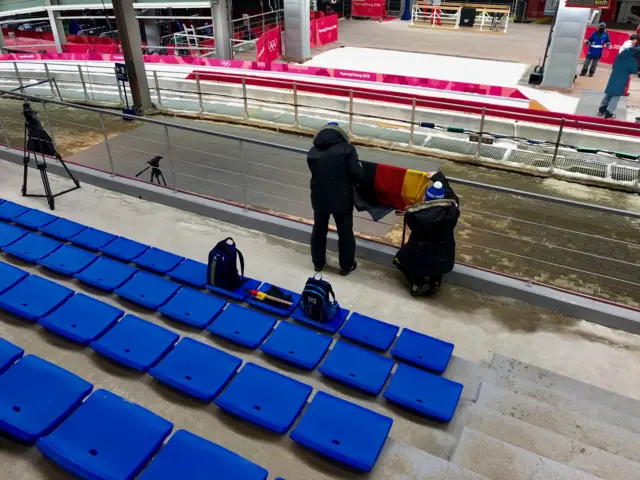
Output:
[{"xmin": 1, "ymin": 160, "xmax": 640, "ymax": 478}]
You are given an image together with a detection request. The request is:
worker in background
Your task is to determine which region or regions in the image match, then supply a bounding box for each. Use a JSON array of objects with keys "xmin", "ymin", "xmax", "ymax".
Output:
[
  {"xmin": 394, "ymin": 173, "xmax": 459, "ymax": 297},
  {"xmin": 431, "ymin": 0, "xmax": 442, "ymax": 26},
  {"xmin": 307, "ymin": 122, "xmax": 363, "ymax": 276},
  {"xmin": 599, "ymin": 34, "xmax": 640, "ymax": 119},
  {"xmin": 581, "ymin": 22, "xmax": 611, "ymax": 77}
]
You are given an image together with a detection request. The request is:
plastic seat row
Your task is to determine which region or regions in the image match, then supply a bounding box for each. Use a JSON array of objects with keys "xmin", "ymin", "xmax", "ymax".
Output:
[
  {"xmin": 0, "ymin": 338, "xmax": 269, "ymax": 479},
  {"xmin": 0, "ymin": 201, "xmax": 460, "ymax": 402},
  {"xmin": 0, "ymin": 202, "xmax": 456, "ymax": 371},
  {"xmin": 0, "ymin": 260, "xmax": 464, "ymax": 424},
  {"xmin": 0, "ymin": 336, "xmax": 394, "ymax": 473}
]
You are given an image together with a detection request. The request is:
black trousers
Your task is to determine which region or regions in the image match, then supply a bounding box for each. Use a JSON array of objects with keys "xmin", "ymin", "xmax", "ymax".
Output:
[{"xmin": 311, "ymin": 211, "xmax": 355, "ymax": 270}]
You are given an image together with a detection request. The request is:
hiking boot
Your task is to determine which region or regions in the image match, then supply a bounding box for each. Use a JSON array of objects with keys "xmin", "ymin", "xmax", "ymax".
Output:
[
  {"xmin": 597, "ymin": 105, "xmax": 607, "ymax": 116},
  {"xmin": 588, "ymin": 73, "xmax": 594, "ymax": 77},
  {"xmin": 579, "ymin": 71, "xmax": 586, "ymax": 76},
  {"xmin": 604, "ymin": 111, "xmax": 616, "ymax": 119},
  {"xmin": 340, "ymin": 261, "xmax": 357, "ymax": 276}
]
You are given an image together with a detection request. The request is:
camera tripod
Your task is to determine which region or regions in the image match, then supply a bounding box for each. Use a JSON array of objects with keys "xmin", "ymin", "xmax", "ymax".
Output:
[
  {"xmin": 135, "ymin": 155, "xmax": 167, "ymax": 186},
  {"xmin": 22, "ymin": 103, "xmax": 80, "ymax": 211}
]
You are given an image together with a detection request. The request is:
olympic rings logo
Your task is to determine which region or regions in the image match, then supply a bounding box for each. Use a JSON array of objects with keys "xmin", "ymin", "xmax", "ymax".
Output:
[
  {"xmin": 220, "ymin": 60, "xmax": 231, "ymax": 67},
  {"xmin": 268, "ymin": 40, "xmax": 278, "ymax": 52}
]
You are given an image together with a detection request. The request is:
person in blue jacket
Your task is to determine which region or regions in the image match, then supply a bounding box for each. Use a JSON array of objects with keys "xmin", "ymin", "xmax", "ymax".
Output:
[
  {"xmin": 581, "ymin": 22, "xmax": 611, "ymax": 77},
  {"xmin": 599, "ymin": 34, "xmax": 640, "ymax": 119}
]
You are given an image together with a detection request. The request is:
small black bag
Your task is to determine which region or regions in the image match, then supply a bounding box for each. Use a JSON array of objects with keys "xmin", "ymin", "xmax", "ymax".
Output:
[
  {"xmin": 207, "ymin": 237, "xmax": 244, "ymax": 290},
  {"xmin": 301, "ymin": 274, "xmax": 339, "ymax": 323}
]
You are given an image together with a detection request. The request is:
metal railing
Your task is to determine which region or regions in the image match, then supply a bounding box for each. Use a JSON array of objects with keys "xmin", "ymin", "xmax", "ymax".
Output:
[
  {"xmin": 3, "ymin": 60, "xmax": 638, "ymax": 192},
  {"xmin": 0, "ymin": 90, "xmax": 638, "ymax": 309},
  {"xmin": 228, "ymin": 10, "xmax": 284, "ymax": 42}
]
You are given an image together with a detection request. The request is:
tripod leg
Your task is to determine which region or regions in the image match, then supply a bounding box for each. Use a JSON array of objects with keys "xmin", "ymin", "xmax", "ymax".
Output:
[
  {"xmin": 159, "ymin": 171, "xmax": 167, "ymax": 187},
  {"xmin": 22, "ymin": 154, "xmax": 29, "ymax": 196},
  {"xmin": 56, "ymin": 154, "xmax": 81, "ymax": 188},
  {"xmin": 39, "ymin": 165, "xmax": 55, "ymax": 210}
]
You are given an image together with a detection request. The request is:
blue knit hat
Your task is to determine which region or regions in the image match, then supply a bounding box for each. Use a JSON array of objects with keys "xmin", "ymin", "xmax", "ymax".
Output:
[
  {"xmin": 425, "ymin": 181, "xmax": 445, "ymax": 200},
  {"xmin": 327, "ymin": 121, "xmax": 339, "ymax": 126}
]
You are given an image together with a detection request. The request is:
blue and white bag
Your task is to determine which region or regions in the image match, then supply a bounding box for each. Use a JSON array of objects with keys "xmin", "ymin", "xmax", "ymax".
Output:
[{"xmin": 301, "ymin": 273, "xmax": 339, "ymax": 323}]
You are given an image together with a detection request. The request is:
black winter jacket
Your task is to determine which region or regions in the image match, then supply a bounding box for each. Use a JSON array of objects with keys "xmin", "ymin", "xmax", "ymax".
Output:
[
  {"xmin": 394, "ymin": 172, "xmax": 460, "ymax": 279},
  {"xmin": 307, "ymin": 125, "xmax": 363, "ymax": 215}
]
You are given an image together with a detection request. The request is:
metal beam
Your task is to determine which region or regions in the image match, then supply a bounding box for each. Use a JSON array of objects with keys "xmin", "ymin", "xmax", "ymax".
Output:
[{"xmin": 113, "ymin": 0, "xmax": 152, "ymax": 112}]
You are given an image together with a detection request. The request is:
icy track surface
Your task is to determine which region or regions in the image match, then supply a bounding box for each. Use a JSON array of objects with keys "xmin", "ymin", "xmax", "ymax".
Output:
[{"xmin": 304, "ymin": 47, "xmax": 530, "ymax": 88}]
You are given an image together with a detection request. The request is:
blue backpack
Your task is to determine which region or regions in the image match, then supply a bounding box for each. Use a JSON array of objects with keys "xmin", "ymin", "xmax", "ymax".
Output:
[
  {"xmin": 301, "ymin": 273, "xmax": 339, "ymax": 323},
  {"xmin": 207, "ymin": 237, "xmax": 245, "ymax": 290}
]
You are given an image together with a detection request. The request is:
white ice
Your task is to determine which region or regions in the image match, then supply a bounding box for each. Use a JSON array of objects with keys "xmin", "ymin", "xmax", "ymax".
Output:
[{"xmin": 304, "ymin": 47, "xmax": 530, "ymax": 88}]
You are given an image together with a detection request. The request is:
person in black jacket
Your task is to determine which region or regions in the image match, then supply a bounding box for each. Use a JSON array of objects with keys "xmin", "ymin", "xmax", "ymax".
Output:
[
  {"xmin": 394, "ymin": 172, "xmax": 459, "ymax": 296},
  {"xmin": 307, "ymin": 122, "xmax": 363, "ymax": 276}
]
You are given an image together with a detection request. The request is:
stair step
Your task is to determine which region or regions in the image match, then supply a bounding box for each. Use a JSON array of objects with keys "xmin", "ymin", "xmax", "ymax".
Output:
[
  {"xmin": 454, "ymin": 403, "xmax": 640, "ymax": 480},
  {"xmin": 492, "ymin": 374, "xmax": 640, "ymax": 435},
  {"xmin": 444, "ymin": 355, "xmax": 498, "ymax": 402},
  {"xmin": 376, "ymin": 438, "xmax": 489, "ymax": 479},
  {"xmin": 451, "ymin": 428, "xmax": 600, "ymax": 480},
  {"xmin": 491, "ymin": 354, "xmax": 640, "ymax": 417},
  {"xmin": 477, "ymin": 383, "xmax": 640, "ymax": 464}
]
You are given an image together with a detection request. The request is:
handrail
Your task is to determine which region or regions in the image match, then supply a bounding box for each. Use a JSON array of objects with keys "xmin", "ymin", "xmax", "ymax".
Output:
[{"xmin": 2, "ymin": 88, "xmax": 639, "ymax": 220}]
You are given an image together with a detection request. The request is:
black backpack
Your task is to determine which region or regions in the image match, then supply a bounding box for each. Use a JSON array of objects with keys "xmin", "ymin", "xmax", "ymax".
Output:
[
  {"xmin": 207, "ymin": 238, "xmax": 244, "ymax": 290},
  {"xmin": 301, "ymin": 274, "xmax": 339, "ymax": 323}
]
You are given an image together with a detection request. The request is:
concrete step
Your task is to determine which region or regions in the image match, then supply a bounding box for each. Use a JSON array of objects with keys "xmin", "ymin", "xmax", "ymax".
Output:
[
  {"xmin": 450, "ymin": 428, "xmax": 601, "ymax": 480},
  {"xmin": 476, "ymin": 383, "xmax": 640, "ymax": 464},
  {"xmin": 490, "ymin": 354, "xmax": 640, "ymax": 418},
  {"xmin": 379, "ymin": 438, "xmax": 489, "ymax": 479},
  {"xmin": 492, "ymin": 374, "xmax": 640, "ymax": 436},
  {"xmin": 452, "ymin": 403, "xmax": 640, "ymax": 480}
]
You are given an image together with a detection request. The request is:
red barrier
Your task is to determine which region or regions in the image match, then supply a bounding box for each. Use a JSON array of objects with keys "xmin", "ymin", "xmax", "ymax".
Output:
[
  {"xmin": 316, "ymin": 15, "xmax": 339, "ymax": 46},
  {"xmin": 351, "ymin": 0, "xmax": 387, "ymax": 18},
  {"xmin": 581, "ymin": 27, "xmax": 633, "ymax": 65},
  {"xmin": 186, "ymin": 70, "xmax": 640, "ymax": 137},
  {"xmin": 256, "ymin": 27, "xmax": 282, "ymax": 63},
  {"xmin": 310, "ymin": 19, "xmax": 318, "ymax": 48}
]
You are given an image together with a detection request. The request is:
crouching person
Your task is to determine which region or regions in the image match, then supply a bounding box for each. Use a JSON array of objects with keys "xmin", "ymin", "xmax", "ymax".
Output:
[{"xmin": 394, "ymin": 172, "xmax": 459, "ymax": 297}]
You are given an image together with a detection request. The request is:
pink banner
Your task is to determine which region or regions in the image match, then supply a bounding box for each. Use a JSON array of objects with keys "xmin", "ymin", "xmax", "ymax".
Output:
[
  {"xmin": 255, "ymin": 27, "xmax": 281, "ymax": 63},
  {"xmin": 255, "ymin": 33, "xmax": 266, "ymax": 62},
  {"xmin": 0, "ymin": 52, "xmax": 527, "ymax": 100},
  {"xmin": 315, "ymin": 15, "xmax": 339, "ymax": 46},
  {"xmin": 581, "ymin": 27, "xmax": 633, "ymax": 65},
  {"xmin": 310, "ymin": 19, "xmax": 318, "ymax": 48},
  {"xmin": 351, "ymin": 0, "xmax": 386, "ymax": 18}
]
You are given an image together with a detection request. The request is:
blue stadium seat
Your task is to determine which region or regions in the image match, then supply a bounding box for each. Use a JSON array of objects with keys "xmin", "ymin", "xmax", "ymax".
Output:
[
  {"xmin": 0, "ymin": 275, "xmax": 73, "ymax": 321},
  {"xmin": 149, "ymin": 337, "xmax": 241, "ymax": 402},
  {"xmin": 0, "ymin": 222, "xmax": 28, "ymax": 248},
  {"xmin": 158, "ymin": 287, "xmax": 226, "ymax": 328},
  {"xmin": 13, "ymin": 209, "xmax": 58, "ymax": 230},
  {"xmin": 0, "ymin": 338, "xmax": 24, "ymax": 375},
  {"xmin": 115, "ymin": 271, "xmax": 180, "ymax": 310},
  {"xmin": 0, "ymin": 201, "xmax": 30, "ymax": 220},
  {"xmin": 138, "ymin": 429, "xmax": 268, "ymax": 480},
  {"xmin": 69, "ymin": 227, "xmax": 117, "ymax": 250},
  {"xmin": 0, "ymin": 355, "xmax": 92, "ymax": 442},
  {"xmin": 2, "ymin": 232, "xmax": 62, "ymax": 262},
  {"xmin": 339, "ymin": 313, "xmax": 399, "ymax": 351},
  {"xmin": 291, "ymin": 306, "xmax": 350, "ymax": 334},
  {"xmin": 99, "ymin": 236, "xmax": 150, "ymax": 262},
  {"xmin": 37, "ymin": 389, "xmax": 173, "ymax": 480},
  {"xmin": 383, "ymin": 363, "xmax": 463, "ymax": 422},
  {"xmin": 134, "ymin": 247, "xmax": 184, "ymax": 274},
  {"xmin": 207, "ymin": 304, "xmax": 276, "ymax": 349},
  {"xmin": 245, "ymin": 283, "xmax": 301, "ymax": 317},
  {"xmin": 318, "ymin": 340, "xmax": 394, "ymax": 395},
  {"xmin": 205, "ymin": 277, "xmax": 261, "ymax": 302},
  {"xmin": 74, "ymin": 256, "xmax": 138, "ymax": 292},
  {"xmin": 260, "ymin": 321, "xmax": 332, "ymax": 370},
  {"xmin": 37, "ymin": 244, "xmax": 98, "ymax": 276},
  {"xmin": 167, "ymin": 259, "xmax": 207, "ymax": 288},
  {"xmin": 390, "ymin": 329, "xmax": 454, "ymax": 374},
  {"xmin": 39, "ymin": 217, "xmax": 87, "ymax": 241},
  {"xmin": 0, "ymin": 262, "xmax": 28, "ymax": 294},
  {"xmin": 214, "ymin": 363, "xmax": 312, "ymax": 433},
  {"xmin": 90, "ymin": 315, "xmax": 179, "ymax": 371},
  {"xmin": 39, "ymin": 293, "xmax": 124, "ymax": 345},
  {"xmin": 290, "ymin": 391, "xmax": 393, "ymax": 472}
]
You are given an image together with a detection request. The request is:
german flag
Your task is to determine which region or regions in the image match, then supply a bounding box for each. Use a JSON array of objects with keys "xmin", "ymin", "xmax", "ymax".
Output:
[{"xmin": 354, "ymin": 161, "xmax": 430, "ymax": 221}]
